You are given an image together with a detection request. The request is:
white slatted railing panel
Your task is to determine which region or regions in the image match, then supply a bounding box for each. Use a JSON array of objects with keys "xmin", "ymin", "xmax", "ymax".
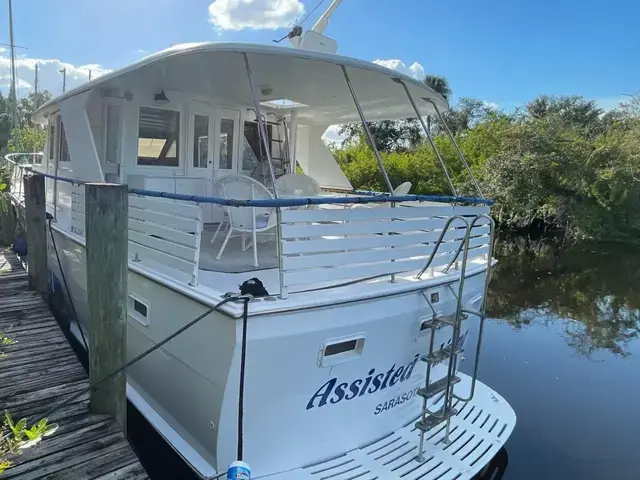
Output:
[
  {"xmin": 279, "ymin": 204, "xmax": 491, "ymax": 289},
  {"xmin": 71, "ymin": 184, "xmax": 85, "ymax": 237},
  {"xmin": 128, "ymin": 195, "xmax": 203, "ymax": 285}
]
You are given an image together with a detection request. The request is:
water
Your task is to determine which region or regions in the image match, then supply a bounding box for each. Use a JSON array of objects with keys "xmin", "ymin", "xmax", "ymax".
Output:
[{"xmin": 461, "ymin": 237, "xmax": 640, "ymax": 479}]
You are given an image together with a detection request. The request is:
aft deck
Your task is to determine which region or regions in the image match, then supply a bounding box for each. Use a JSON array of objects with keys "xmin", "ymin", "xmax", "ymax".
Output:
[{"xmin": 272, "ymin": 375, "xmax": 516, "ymax": 480}]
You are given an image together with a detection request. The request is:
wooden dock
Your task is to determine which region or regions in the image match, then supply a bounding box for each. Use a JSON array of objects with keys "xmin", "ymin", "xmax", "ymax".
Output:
[{"xmin": 0, "ymin": 249, "xmax": 148, "ymax": 479}]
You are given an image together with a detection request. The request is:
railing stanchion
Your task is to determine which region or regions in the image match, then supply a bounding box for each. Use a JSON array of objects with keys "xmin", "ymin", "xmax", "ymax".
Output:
[
  {"xmin": 424, "ymin": 98, "xmax": 484, "ymax": 198},
  {"xmin": 393, "ymin": 78, "xmax": 457, "ymax": 197},
  {"xmin": 342, "ymin": 65, "xmax": 397, "ymax": 281}
]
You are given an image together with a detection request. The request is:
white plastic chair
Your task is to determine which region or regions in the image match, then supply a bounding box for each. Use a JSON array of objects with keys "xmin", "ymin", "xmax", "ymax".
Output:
[
  {"xmin": 393, "ymin": 181, "xmax": 412, "ymax": 197},
  {"xmin": 211, "ymin": 174, "xmax": 277, "ymax": 268},
  {"xmin": 275, "ymin": 173, "xmax": 322, "ymax": 198},
  {"xmin": 350, "ymin": 182, "xmax": 413, "ymax": 209}
]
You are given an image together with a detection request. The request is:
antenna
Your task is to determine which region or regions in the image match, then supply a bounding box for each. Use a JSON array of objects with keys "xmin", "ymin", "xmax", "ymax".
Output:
[
  {"xmin": 8, "ymin": 0, "xmax": 18, "ymax": 126},
  {"xmin": 34, "ymin": 63, "xmax": 42, "ymax": 109},
  {"xmin": 60, "ymin": 68, "xmax": 67, "ymax": 93},
  {"xmin": 287, "ymin": 0, "xmax": 342, "ymax": 54},
  {"xmin": 310, "ymin": 0, "xmax": 343, "ymax": 35}
]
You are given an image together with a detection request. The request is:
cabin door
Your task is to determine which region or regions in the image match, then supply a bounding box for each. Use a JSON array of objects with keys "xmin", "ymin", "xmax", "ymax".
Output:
[{"xmin": 186, "ymin": 103, "xmax": 215, "ymax": 222}]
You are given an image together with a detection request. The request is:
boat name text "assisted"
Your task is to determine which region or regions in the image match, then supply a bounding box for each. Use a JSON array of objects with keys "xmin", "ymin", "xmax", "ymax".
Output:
[{"xmin": 306, "ymin": 355, "xmax": 420, "ymax": 410}]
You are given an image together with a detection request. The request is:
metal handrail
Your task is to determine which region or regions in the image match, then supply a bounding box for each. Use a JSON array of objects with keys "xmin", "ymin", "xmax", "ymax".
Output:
[
  {"xmin": 3, "ymin": 152, "xmax": 44, "ymax": 165},
  {"xmin": 451, "ymin": 214, "xmax": 495, "ymax": 403},
  {"xmin": 415, "ymin": 216, "xmax": 474, "ymax": 459},
  {"xmin": 415, "ymin": 213, "xmax": 495, "ymax": 458},
  {"xmin": 423, "ymin": 98, "xmax": 484, "ymax": 198},
  {"xmin": 415, "ymin": 215, "xmax": 470, "ymax": 279},
  {"xmin": 341, "ymin": 65, "xmax": 394, "ymax": 195},
  {"xmin": 243, "ymin": 53, "xmax": 279, "ymax": 198}
]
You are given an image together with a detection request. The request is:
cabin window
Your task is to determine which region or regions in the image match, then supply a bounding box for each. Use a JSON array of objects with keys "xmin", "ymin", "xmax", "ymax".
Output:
[
  {"xmin": 218, "ymin": 118, "xmax": 235, "ymax": 170},
  {"xmin": 59, "ymin": 121, "xmax": 70, "ymax": 162},
  {"xmin": 105, "ymin": 103, "xmax": 122, "ymax": 164},
  {"xmin": 48, "ymin": 121, "xmax": 55, "ymax": 160},
  {"xmin": 192, "ymin": 114, "xmax": 209, "ymax": 168},
  {"xmin": 137, "ymin": 107, "xmax": 180, "ymax": 167}
]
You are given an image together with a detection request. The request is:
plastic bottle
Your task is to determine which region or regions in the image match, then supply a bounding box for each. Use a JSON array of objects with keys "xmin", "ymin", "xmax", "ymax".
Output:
[{"xmin": 227, "ymin": 460, "xmax": 251, "ymax": 480}]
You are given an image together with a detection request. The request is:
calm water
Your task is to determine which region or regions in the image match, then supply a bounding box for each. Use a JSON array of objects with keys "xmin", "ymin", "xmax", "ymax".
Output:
[{"xmin": 460, "ymin": 237, "xmax": 640, "ymax": 479}]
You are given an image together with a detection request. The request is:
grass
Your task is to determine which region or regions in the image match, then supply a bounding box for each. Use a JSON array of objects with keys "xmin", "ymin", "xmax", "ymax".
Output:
[{"xmin": 0, "ymin": 411, "xmax": 58, "ymax": 475}]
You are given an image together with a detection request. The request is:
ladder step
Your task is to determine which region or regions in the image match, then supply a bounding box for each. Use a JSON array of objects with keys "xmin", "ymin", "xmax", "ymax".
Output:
[
  {"xmin": 415, "ymin": 406, "xmax": 457, "ymax": 432},
  {"xmin": 417, "ymin": 375, "xmax": 460, "ymax": 400},
  {"xmin": 421, "ymin": 344, "xmax": 463, "ymax": 365},
  {"xmin": 421, "ymin": 313, "xmax": 469, "ymax": 331}
]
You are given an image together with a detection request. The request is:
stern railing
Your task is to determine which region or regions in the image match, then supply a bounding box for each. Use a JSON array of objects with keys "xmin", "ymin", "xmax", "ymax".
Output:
[{"xmin": 7, "ymin": 161, "xmax": 494, "ymax": 298}]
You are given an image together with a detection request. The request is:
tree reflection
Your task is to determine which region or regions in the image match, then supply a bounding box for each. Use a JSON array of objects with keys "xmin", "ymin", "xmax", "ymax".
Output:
[{"xmin": 488, "ymin": 236, "xmax": 640, "ymax": 356}]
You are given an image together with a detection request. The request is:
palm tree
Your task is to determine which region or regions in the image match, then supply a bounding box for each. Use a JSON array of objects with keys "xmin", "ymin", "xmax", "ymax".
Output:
[{"xmin": 423, "ymin": 74, "xmax": 452, "ymax": 102}]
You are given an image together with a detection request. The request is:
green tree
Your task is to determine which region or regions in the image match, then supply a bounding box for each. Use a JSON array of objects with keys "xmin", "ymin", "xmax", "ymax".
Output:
[
  {"xmin": 423, "ymin": 74, "xmax": 451, "ymax": 101},
  {"xmin": 8, "ymin": 125, "xmax": 47, "ymax": 154}
]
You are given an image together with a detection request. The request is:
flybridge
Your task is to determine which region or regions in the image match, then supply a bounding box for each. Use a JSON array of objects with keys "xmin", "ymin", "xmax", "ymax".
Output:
[{"xmin": 306, "ymin": 355, "xmax": 420, "ymax": 410}]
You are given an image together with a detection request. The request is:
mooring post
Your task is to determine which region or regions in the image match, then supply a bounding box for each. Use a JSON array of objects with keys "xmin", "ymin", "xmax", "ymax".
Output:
[
  {"xmin": 23, "ymin": 174, "xmax": 48, "ymax": 294},
  {"xmin": 0, "ymin": 201, "xmax": 16, "ymax": 246},
  {"xmin": 85, "ymin": 183, "xmax": 128, "ymax": 434}
]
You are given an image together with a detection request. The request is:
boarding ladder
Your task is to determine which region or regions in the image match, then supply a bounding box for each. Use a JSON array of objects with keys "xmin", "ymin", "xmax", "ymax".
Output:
[
  {"xmin": 254, "ymin": 114, "xmax": 292, "ymax": 186},
  {"xmin": 413, "ymin": 214, "xmax": 495, "ymax": 462},
  {"xmin": 268, "ymin": 113, "xmax": 292, "ymax": 178}
]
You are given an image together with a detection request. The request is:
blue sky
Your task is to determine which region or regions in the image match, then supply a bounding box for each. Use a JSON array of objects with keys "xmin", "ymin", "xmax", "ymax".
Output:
[{"xmin": 0, "ymin": 0, "xmax": 638, "ymax": 110}]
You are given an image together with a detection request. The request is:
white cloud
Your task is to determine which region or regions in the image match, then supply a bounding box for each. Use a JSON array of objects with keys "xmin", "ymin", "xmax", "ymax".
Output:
[
  {"xmin": 483, "ymin": 101, "xmax": 499, "ymax": 110},
  {"xmin": 208, "ymin": 0, "xmax": 304, "ymax": 31},
  {"xmin": 0, "ymin": 53, "xmax": 111, "ymax": 97},
  {"xmin": 0, "ymin": 75, "xmax": 31, "ymax": 90},
  {"xmin": 372, "ymin": 59, "xmax": 425, "ymax": 82}
]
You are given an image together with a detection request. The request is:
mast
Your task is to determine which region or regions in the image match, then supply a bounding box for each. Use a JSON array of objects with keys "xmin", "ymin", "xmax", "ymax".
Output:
[
  {"xmin": 60, "ymin": 68, "xmax": 66, "ymax": 93},
  {"xmin": 310, "ymin": 0, "xmax": 344, "ymax": 35},
  {"xmin": 8, "ymin": 0, "xmax": 18, "ymax": 127},
  {"xmin": 288, "ymin": 0, "xmax": 343, "ymax": 53}
]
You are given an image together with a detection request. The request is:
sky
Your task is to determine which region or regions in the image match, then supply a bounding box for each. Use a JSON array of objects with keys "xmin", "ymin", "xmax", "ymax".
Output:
[{"xmin": 0, "ymin": 0, "xmax": 638, "ymax": 115}]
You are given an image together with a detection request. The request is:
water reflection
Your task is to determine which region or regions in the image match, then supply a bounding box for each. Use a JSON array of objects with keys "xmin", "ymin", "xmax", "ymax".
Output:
[{"xmin": 488, "ymin": 236, "xmax": 640, "ymax": 357}]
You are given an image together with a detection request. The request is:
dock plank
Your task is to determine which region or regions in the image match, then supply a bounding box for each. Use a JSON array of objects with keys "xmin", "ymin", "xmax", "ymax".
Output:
[{"xmin": 0, "ymin": 249, "xmax": 148, "ymax": 479}]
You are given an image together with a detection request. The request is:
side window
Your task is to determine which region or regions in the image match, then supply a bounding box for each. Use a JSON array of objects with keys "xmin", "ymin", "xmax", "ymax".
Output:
[
  {"xmin": 48, "ymin": 120, "xmax": 56, "ymax": 160},
  {"xmin": 192, "ymin": 114, "xmax": 209, "ymax": 168},
  {"xmin": 58, "ymin": 121, "xmax": 70, "ymax": 162},
  {"xmin": 137, "ymin": 107, "xmax": 180, "ymax": 167}
]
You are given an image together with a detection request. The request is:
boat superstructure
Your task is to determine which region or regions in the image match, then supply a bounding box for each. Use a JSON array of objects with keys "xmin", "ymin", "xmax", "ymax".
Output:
[{"xmin": 4, "ymin": 41, "xmax": 515, "ymax": 479}]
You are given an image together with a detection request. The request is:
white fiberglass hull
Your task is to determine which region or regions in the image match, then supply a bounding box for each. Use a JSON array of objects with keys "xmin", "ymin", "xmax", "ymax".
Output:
[{"xmin": 46, "ymin": 225, "xmax": 512, "ymax": 479}]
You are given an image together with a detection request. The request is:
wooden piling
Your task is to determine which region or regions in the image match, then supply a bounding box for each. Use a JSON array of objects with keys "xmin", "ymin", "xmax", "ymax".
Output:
[
  {"xmin": 0, "ymin": 201, "xmax": 16, "ymax": 246},
  {"xmin": 23, "ymin": 174, "xmax": 48, "ymax": 294},
  {"xmin": 85, "ymin": 183, "xmax": 128, "ymax": 433}
]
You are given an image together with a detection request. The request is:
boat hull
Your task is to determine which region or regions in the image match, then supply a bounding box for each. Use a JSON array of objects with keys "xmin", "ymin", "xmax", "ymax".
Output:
[{"xmin": 46, "ymin": 224, "xmax": 500, "ymax": 478}]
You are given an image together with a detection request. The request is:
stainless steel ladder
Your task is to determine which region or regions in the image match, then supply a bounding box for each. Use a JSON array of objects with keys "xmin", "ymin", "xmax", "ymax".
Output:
[
  {"xmin": 251, "ymin": 113, "xmax": 292, "ymax": 186},
  {"xmin": 414, "ymin": 214, "xmax": 495, "ymax": 462},
  {"xmin": 267, "ymin": 113, "xmax": 291, "ymax": 178}
]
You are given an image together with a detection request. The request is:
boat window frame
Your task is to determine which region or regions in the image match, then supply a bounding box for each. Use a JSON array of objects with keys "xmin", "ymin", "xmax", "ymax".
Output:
[
  {"xmin": 58, "ymin": 118, "xmax": 71, "ymax": 163},
  {"xmin": 135, "ymin": 103, "xmax": 185, "ymax": 170},
  {"xmin": 102, "ymin": 98, "xmax": 125, "ymax": 167}
]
